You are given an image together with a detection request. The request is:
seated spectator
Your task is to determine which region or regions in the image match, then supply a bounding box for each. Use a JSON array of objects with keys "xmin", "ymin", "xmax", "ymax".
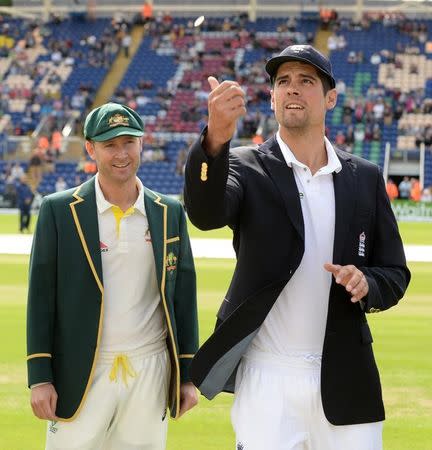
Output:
[
  {"xmin": 28, "ymin": 147, "xmax": 43, "ymax": 189},
  {"xmin": 175, "ymin": 145, "xmax": 188, "ymax": 175},
  {"xmin": 420, "ymin": 187, "xmax": 432, "ymax": 202},
  {"xmin": 410, "ymin": 178, "xmax": 421, "ymax": 202},
  {"xmin": 55, "ymin": 175, "xmax": 67, "ymax": 192},
  {"xmin": 398, "ymin": 176, "xmax": 411, "ymax": 199},
  {"xmin": 335, "ymin": 131, "xmax": 346, "ymax": 147},
  {"xmin": 335, "ymin": 79, "xmax": 346, "ymax": 95},
  {"xmin": 84, "ymin": 158, "xmax": 97, "ymax": 176},
  {"xmin": 354, "ymin": 125, "xmax": 365, "ymax": 143},
  {"xmin": 43, "ymin": 148, "xmax": 56, "ymax": 173},
  {"xmin": 386, "ymin": 178, "xmax": 399, "ymax": 201},
  {"xmin": 370, "ymin": 52, "xmax": 381, "ymax": 65}
]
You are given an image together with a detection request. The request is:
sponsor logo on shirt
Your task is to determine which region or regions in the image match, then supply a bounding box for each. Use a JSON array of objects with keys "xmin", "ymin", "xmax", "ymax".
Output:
[
  {"xmin": 100, "ymin": 241, "xmax": 109, "ymax": 253},
  {"xmin": 49, "ymin": 421, "xmax": 58, "ymax": 434}
]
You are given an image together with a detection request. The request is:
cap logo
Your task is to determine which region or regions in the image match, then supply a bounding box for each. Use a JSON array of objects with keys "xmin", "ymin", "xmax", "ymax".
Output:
[
  {"xmin": 290, "ymin": 45, "xmax": 303, "ymax": 53},
  {"xmin": 108, "ymin": 113, "xmax": 129, "ymax": 128}
]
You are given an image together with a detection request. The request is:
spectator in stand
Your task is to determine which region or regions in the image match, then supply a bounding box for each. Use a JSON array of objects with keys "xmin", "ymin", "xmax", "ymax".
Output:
[
  {"xmin": 354, "ymin": 124, "xmax": 365, "ymax": 143},
  {"xmin": 335, "ymin": 130, "xmax": 346, "ymax": 147},
  {"xmin": 28, "ymin": 147, "xmax": 43, "ymax": 188},
  {"xmin": 398, "ymin": 176, "xmax": 411, "ymax": 199},
  {"xmin": 121, "ymin": 29, "xmax": 132, "ymax": 58},
  {"xmin": 420, "ymin": 187, "xmax": 432, "ymax": 202},
  {"xmin": 84, "ymin": 157, "xmax": 97, "ymax": 177},
  {"xmin": 386, "ymin": 178, "xmax": 399, "ymax": 201},
  {"xmin": 335, "ymin": 79, "xmax": 346, "ymax": 95},
  {"xmin": 410, "ymin": 177, "xmax": 421, "ymax": 202},
  {"xmin": 175, "ymin": 144, "xmax": 189, "ymax": 176},
  {"xmin": 55, "ymin": 175, "xmax": 68, "ymax": 192},
  {"xmin": 370, "ymin": 52, "xmax": 382, "ymax": 65},
  {"xmin": 10, "ymin": 162, "xmax": 25, "ymax": 182},
  {"xmin": 51, "ymin": 130, "xmax": 62, "ymax": 156}
]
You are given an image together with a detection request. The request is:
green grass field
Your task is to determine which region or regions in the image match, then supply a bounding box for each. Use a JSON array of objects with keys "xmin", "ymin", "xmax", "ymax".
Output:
[
  {"xmin": 1, "ymin": 212, "xmax": 432, "ymax": 244},
  {"xmin": 0, "ymin": 215, "xmax": 431, "ymax": 449}
]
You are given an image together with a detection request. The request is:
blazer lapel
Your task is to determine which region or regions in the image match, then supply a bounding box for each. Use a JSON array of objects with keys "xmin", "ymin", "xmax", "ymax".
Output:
[
  {"xmin": 144, "ymin": 187, "xmax": 166, "ymax": 289},
  {"xmin": 257, "ymin": 137, "xmax": 305, "ymax": 241},
  {"xmin": 332, "ymin": 149, "xmax": 357, "ymax": 264},
  {"xmin": 69, "ymin": 177, "xmax": 103, "ymax": 292}
]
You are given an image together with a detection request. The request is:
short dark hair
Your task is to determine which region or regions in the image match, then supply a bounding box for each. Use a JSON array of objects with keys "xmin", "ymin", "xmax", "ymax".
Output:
[{"xmin": 317, "ymin": 72, "xmax": 332, "ymax": 95}]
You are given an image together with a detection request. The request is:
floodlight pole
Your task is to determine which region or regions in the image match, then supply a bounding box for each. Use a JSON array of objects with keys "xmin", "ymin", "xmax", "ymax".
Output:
[
  {"xmin": 249, "ymin": 0, "xmax": 257, "ymax": 22},
  {"xmin": 43, "ymin": 0, "xmax": 52, "ymax": 22},
  {"xmin": 356, "ymin": 0, "xmax": 363, "ymax": 22}
]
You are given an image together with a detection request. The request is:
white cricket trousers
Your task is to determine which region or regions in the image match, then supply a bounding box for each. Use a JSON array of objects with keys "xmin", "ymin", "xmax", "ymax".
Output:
[
  {"xmin": 231, "ymin": 349, "xmax": 383, "ymax": 450},
  {"xmin": 46, "ymin": 341, "xmax": 170, "ymax": 450}
]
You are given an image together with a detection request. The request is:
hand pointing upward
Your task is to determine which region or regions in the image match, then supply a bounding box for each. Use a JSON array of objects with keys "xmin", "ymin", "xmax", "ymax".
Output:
[{"xmin": 204, "ymin": 76, "xmax": 247, "ymax": 157}]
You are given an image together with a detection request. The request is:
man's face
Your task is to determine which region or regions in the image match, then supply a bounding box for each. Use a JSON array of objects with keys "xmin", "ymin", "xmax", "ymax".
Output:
[
  {"xmin": 270, "ymin": 61, "xmax": 337, "ymax": 133},
  {"xmin": 85, "ymin": 135, "xmax": 142, "ymax": 186}
]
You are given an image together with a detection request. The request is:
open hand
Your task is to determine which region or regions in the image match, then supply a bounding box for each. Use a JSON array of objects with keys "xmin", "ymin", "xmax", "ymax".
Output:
[{"xmin": 324, "ymin": 263, "xmax": 369, "ymax": 302}]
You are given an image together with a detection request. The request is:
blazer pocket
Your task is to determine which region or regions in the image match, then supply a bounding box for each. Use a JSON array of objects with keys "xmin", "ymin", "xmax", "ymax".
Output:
[
  {"xmin": 166, "ymin": 236, "xmax": 180, "ymax": 244},
  {"xmin": 360, "ymin": 322, "xmax": 373, "ymax": 345}
]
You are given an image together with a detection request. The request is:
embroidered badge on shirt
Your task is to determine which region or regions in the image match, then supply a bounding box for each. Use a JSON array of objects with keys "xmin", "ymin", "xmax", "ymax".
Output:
[
  {"xmin": 100, "ymin": 241, "xmax": 109, "ymax": 253},
  {"xmin": 358, "ymin": 232, "xmax": 366, "ymax": 257},
  {"xmin": 166, "ymin": 252, "xmax": 177, "ymax": 273}
]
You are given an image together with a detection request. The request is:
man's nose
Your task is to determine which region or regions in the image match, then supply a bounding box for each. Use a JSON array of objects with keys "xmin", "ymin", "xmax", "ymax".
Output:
[
  {"xmin": 116, "ymin": 146, "xmax": 128, "ymax": 157},
  {"xmin": 286, "ymin": 83, "xmax": 300, "ymax": 95}
]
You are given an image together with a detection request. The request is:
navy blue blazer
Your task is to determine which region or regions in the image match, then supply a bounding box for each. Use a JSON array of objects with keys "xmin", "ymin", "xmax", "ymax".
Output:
[{"xmin": 184, "ymin": 133, "xmax": 410, "ymax": 426}]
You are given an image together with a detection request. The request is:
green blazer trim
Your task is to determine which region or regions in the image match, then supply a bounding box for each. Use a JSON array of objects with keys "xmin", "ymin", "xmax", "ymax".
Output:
[
  {"xmin": 62, "ymin": 182, "xmax": 105, "ymax": 422},
  {"xmin": 148, "ymin": 191, "xmax": 182, "ymax": 418}
]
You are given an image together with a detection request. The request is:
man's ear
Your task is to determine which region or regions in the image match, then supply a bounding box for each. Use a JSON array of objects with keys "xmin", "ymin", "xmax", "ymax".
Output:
[
  {"xmin": 85, "ymin": 140, "xmax": 96, "ymax": 161},
  {"xmin": 326, "ymin": 89, "xmax": 338, "ymax": 111},
  {"xmin": 270, "ymin": 89, "xmax": 275, "ymax": 111},
  {"xmin": 85, "ymin": 141, "xmax": 96, "ymax": 161}
]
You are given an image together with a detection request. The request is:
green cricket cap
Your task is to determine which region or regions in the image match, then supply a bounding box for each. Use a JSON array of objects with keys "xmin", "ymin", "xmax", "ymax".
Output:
[{"xmin": 84, "ymin": 102, "xmax": 144, "ymax": 142}]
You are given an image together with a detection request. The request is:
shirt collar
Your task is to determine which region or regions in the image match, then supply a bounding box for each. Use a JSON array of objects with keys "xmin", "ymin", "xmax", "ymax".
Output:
[
  {"xmin": 95, "ymin": 173, "xmax": 146, "ymax": 216},
  {"xmin": 276, "ymin": 131, "xmax": 342, "ymax": 175}
]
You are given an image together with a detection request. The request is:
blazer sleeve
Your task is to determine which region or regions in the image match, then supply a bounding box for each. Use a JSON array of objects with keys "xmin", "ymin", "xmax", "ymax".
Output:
[
  {"xmin": 174, "ymin": 204, "xmax": 199, "ymax": 383},
  {"xmin": 360, "ymin": 168, "xmax": 411, "ymax": 313},
  {"xmin": 26, "ymin": 197, "xmax": 57, "ymax": 387},
  {"xmin": 184, "ymin": 128, "xmax": 245, "ymax": 231}
]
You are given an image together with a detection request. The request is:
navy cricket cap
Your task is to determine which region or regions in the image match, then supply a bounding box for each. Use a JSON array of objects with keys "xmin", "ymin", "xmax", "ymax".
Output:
[{"xmin": 265, "ymin": 44, "xmax": 336, "ymax": 89}]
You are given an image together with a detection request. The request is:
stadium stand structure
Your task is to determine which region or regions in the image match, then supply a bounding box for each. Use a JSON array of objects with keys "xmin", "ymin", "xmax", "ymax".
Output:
[{"xmin": 0, "ymin": 13, "xmax": 431, "ymax": 199}]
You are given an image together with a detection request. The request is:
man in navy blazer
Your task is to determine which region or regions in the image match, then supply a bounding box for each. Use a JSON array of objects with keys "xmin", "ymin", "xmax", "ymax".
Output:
[{"xmin": 184, "ymin": 45, "xmax": 410, "ymax": 449}]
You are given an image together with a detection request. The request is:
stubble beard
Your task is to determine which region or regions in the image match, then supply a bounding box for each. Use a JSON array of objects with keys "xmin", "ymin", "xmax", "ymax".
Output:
[{"xmin": 279, "ymin": 112, "xmax": 309, "ymax": 136}]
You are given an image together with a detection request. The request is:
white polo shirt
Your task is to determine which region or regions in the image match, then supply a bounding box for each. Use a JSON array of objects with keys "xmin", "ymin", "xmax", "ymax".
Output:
[
  {"xmin": 95, "ymin": 175, "xmax": 167, "ymax": 352},
  {"xmin": 249, "ymin": 133, "xmax": 342, "ymax": 357}
]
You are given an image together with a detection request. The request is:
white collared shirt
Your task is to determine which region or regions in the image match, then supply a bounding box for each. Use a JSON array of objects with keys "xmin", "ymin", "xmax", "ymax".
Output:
[
  {"xmin": 249, "ymin": 132, "xmax": 342, "ymax": 356},
  {"xmin": 95, "ymin": 174, "xmax": 167, "ymax": 352}
]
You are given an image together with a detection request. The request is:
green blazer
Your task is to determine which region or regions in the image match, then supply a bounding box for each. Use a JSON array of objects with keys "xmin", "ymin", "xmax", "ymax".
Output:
[{"xmin": 27, "ymin": 177, "xmax": 198, "ymax": 421}]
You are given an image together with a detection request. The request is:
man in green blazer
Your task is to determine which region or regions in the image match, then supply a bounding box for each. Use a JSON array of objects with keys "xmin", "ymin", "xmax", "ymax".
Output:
[{"xmin": 27, "ymin": 103, "xmax": 199, "ymax": 449}]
